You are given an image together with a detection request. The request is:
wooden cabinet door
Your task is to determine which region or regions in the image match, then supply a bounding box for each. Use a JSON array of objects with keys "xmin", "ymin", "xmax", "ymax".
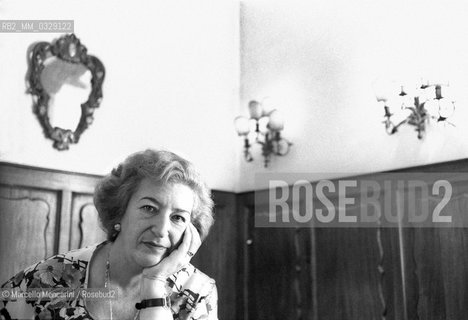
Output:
[
  {"xmin": 68, "ymin": 192, "xmax": 107, "ymax": 250},
  {"xmin": 239, "ymin": 193, "xmax": 312, "ymax": 320},
  {"xmin": 248, "ymin": 225, "xmax": 312, "ymax": 320},
  {"xmin": 314, "ymin": 227, "xmax": 405, "ymax": 320},
  {"xmin": 0, "ymin": 185, "xmax": 59, "ymax": 284},
  {"xmin": 400, "ymin": 181, "xmax": 468, "ymax": 320},
  {"xmin": 313, "ymin": 189, "xmax": 406, "ymax": 320}
]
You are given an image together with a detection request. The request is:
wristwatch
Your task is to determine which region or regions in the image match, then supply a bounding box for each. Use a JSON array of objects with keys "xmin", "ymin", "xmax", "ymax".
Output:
[{"xmin": 135, "ymin": 296, "xmax": 171, "ymax": 310}]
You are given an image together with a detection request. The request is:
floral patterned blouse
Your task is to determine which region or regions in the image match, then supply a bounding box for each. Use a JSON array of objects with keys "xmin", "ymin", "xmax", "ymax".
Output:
[{"xmin": 0, "ymin": 242, "xmax": 218, "ymax": 320}]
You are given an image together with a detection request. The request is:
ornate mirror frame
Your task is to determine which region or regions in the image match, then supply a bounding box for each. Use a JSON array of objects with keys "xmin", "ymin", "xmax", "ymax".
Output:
[{"xmin": 28, "ymin": 34, "xmax": 105, "ymax": 150}]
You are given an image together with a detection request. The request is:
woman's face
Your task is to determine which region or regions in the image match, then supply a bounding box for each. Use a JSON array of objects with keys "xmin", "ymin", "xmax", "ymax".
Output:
[{"xmin": 117, "ymin": 178, "xmax": 195, "ymax": 268}]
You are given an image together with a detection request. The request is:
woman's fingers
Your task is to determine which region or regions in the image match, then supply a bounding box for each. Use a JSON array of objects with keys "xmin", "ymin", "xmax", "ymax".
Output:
[
  {"xmin": 177, "ymin": 222, "xmax": 192, "ymax": 254},
  {"xmin": 187, "ymin": 223, "xmax": 201, "ymax": 258}
]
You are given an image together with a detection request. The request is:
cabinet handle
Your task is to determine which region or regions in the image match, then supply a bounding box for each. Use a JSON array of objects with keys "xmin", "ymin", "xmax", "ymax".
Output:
[{"xmin": 246, "ymin": 239, "xmax": 253, "ymax": 245}]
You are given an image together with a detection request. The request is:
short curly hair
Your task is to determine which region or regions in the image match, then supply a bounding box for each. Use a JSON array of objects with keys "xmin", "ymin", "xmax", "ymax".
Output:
[{"xmin": 94, "ymin": 149, "xmax": 214, "ymax": 242}]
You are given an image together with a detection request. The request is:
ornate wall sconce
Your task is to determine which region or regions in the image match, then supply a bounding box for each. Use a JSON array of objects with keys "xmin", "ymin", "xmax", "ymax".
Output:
[
  {"xmin": 375, "ymin": 80, "xmax": 455, "ymax": 139},
  {"xmin": 234, "ymin": 100, "xmax": 292, "ymax": 167}
]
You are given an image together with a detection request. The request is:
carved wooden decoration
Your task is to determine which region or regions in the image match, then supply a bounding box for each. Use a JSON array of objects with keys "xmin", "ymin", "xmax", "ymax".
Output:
[{"xmin": 28, "ymin": 34, "xmax": 105, "ymax": 150}]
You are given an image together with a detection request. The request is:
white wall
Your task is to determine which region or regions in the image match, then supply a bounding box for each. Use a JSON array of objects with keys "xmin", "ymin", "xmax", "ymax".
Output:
[
  {"xmin": 239, "ymin": 0, "xmax": 468, "ymax": 191},
  {"xmin": 3, "ymin": 0, "xmax": 468, "ymax": 193},
  {"xmin": 0, "ymin": 0, "xmax": 240, "ymax": 191}
]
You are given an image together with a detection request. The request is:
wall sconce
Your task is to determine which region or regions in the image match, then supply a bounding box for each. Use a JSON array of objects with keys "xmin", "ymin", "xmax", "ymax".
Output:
[
  {"xmin": 234, "ymin": 100, "xmax": 292, "ymax": 167},
  {"xmin": 375, "ymin": 81, "xmax": 455, "ymax": 139}
]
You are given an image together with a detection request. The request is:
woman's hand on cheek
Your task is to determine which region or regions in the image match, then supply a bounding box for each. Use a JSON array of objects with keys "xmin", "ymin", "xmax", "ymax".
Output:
[{"xmin": 140, "ymin": 223, "xmax": 201, "ymax": 297}]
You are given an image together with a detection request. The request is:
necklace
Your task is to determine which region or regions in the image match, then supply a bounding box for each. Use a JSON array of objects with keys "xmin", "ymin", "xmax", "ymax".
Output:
[{"xmin": 105, "ymin": 247, "xmax": 113, "ymax": 320}]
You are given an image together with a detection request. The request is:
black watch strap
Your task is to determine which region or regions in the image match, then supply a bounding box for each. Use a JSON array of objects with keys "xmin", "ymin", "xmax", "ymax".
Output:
[{"xmin": 135, "ymin": 297, "xmax": 171, "ymax": 310}]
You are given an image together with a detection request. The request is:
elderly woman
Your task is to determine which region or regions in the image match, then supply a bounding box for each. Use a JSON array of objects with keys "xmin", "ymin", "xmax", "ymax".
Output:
[{"xmin": 1, "ymin": 149, "xmax": 218, "ymax": 320}]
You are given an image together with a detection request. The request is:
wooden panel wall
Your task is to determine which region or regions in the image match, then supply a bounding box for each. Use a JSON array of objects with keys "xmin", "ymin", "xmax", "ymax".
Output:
[
  {"xmin": 238, "ymin": 159, "xmax": 468, "ymax": 320},
  {"xmin": 2, "ymin": 159, "xmax": 468, "ymax": 319},
  {"xmin": 0, "ymin": 186, "xmax": 58, "ymax": 284},
  {"xmin": 0, "ymin": 162, "xmax": 102, "ymax": 284}
]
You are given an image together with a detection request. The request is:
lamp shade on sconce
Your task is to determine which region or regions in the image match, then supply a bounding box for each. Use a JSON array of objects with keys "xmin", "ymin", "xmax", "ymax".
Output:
[
  {"xmin": 438, "ymin": 99, "xmax": 455, "ymax": 118},
  {"xmin": 234, "ymin": 116, "xmax": 250, "ymax": 136},
  {"xmin": 268, "ymin": 109, "xmax": 284, "ymax": 131},
  {"xmin": 248, "ymin": 100, "xmax": 263, "ymax": 120}
]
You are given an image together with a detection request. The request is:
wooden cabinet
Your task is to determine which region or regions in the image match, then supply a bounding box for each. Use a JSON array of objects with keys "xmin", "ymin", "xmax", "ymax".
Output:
[
  {"xmin": 238, "ymin": 161, "xmax": 468, "ymax": 320},
  {"xmin": 3, "ymin": 160, "xmax": 468, "ymax": 319},
  {"xmin": 0, "ymin": 162, "xmax": 105, "ymax": 285}
]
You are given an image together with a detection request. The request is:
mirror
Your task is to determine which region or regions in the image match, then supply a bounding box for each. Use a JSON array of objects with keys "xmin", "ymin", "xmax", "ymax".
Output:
[
  {"xmin": 40, "ymin": 57, "xmax": 92, "ymax": 130},
  {"xmin": 28, "ymin": 34, "xmax": 105, "ymax": 150}
]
